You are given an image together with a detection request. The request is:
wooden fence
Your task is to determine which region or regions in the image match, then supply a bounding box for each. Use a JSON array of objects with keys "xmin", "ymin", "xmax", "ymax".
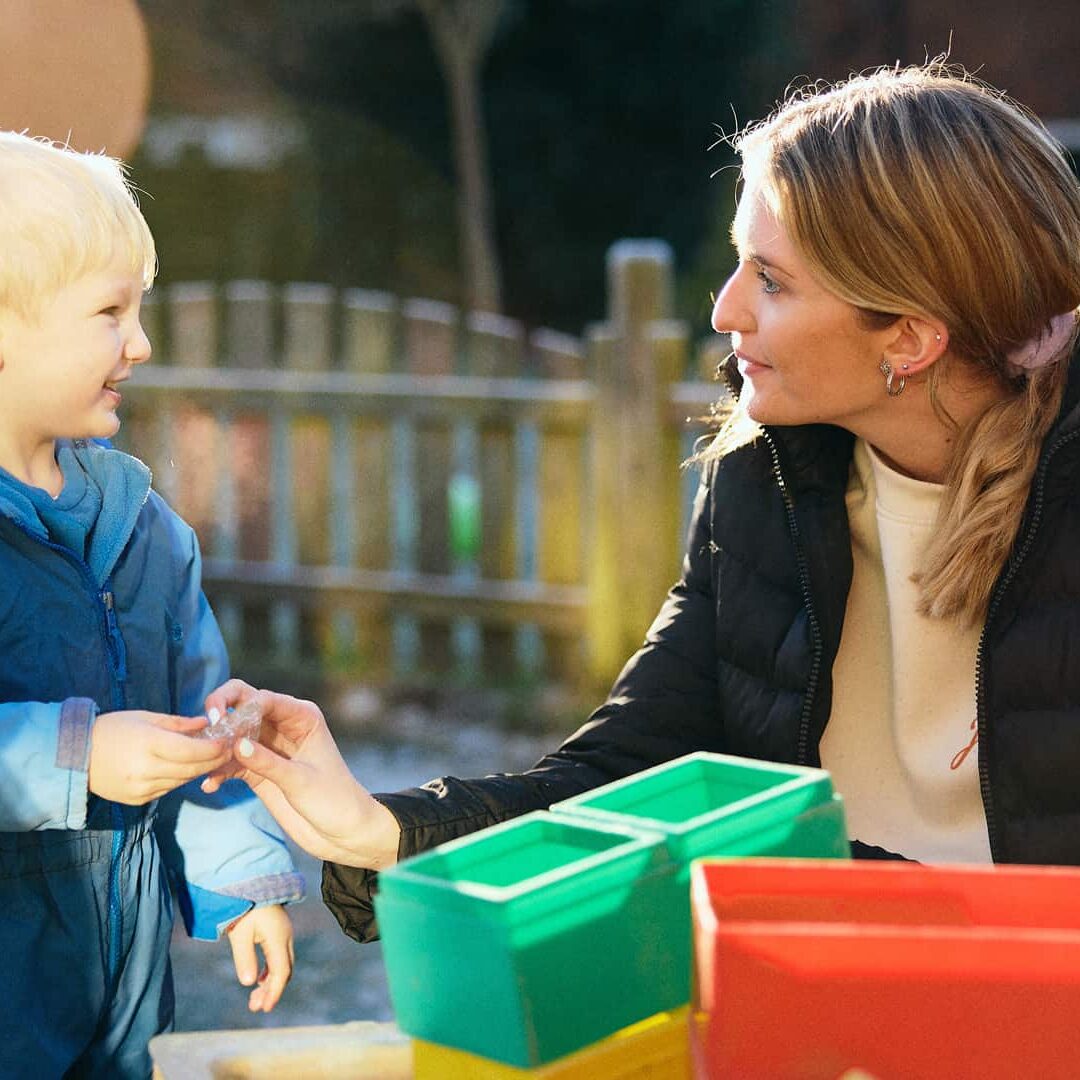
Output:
[{"xmin": 117, "ymin": 240, "xmax": 726, "ymax": 691}]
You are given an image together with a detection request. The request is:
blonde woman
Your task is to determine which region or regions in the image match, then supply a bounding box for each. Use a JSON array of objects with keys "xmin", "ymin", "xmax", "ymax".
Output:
[{"xmin": 206, "ymin": 62, "xmax": 1080, "ymax": 941}]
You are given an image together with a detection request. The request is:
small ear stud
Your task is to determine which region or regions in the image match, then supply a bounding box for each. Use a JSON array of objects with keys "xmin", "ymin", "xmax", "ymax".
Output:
[
  {"xmin": 935, "ymin": 333, "xmax": 942, "ymax": 342},
  {"xmin": 901, "ymin": 363, "xmax": 910, "ymax": 371}
]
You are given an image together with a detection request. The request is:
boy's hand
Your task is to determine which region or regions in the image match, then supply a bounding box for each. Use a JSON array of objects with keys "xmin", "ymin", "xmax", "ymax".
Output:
[
  {"xmin": 225, "ymin": 904, "xmax": 294, "ymax": 1012},
  {"xmin": 89, "ymin": 710, "xmax": 231, "ymax": 805}
]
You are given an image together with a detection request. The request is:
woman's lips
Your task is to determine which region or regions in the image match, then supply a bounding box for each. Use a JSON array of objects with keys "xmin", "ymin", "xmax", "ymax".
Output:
[{"xmin": 735, "ymin": 352, "xmax": 770, "ymax": 375}]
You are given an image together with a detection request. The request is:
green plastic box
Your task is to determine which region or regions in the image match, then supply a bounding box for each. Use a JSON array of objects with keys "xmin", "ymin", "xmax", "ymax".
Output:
[
  {"xmin": 374, "ymin": 811, "xmax": 684, "ymax": 1067},
  {"xmin": 549, "ymin": 751, "xmax": 850, "ymax": 999},
  {"xmin": 551, "ymin": 752, "xmax": 849, "ymax": 863}
]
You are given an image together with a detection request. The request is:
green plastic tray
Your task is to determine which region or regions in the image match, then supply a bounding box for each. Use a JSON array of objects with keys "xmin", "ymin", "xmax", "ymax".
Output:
[
  {"xmin": 374, "ymin": 811, "xmax": 684, "ymax": 1067},
  {"xmin": 549, "ymin": 752, "xmax": 850, "ymax": 1001},
  {"xmin": 551, "ymin": 752, "xmax": 849, "ymax": 864}
]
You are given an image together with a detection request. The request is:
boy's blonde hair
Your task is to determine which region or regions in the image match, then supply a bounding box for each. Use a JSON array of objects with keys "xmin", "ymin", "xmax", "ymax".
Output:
[
  {"xmin": 704, "ymin": 61, "xmax": 1080, "ymax": 624},
  {"xmin": 0, "ymin": 130, "xmax": 156, "ymax": 321}
]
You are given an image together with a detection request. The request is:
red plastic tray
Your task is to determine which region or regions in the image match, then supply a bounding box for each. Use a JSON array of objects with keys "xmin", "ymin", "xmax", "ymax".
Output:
[{"xmin": 691, "ymin": 859, "xmax": 1080, "ymax": 1079}]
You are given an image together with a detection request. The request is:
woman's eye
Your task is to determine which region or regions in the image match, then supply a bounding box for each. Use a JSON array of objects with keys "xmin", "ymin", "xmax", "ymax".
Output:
[{"xmin": 756, "ymin": 269, "xmax": 780, "ymax": 295}]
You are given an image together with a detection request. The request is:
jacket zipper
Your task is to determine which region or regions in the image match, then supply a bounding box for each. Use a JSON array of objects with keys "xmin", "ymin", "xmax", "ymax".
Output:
[
  {"xmin": 763, "ymin": 431, "xmax": 824, "ymax": 766},
  {"xmin": 974, "ymin": 425, "xmax": 1080, "ymax": 863},
  {"xmin": 101, "ymin": 589, "xmax": 129, "ymax": 690},
  {"xmin": 103, "ymin": 584, "xmax": 128, "ymax": 985},
  {"xmin": 2, "ymin": 516, "xmax": 129, "ymax": 983}
]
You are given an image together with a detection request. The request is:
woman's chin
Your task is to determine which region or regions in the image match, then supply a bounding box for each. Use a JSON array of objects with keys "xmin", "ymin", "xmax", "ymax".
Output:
[{"xmin": 742, "ymin": 389, "xmax": 779, "ymax": 425}]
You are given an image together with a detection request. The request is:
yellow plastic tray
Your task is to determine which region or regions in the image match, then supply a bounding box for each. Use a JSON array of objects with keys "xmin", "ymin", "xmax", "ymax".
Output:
[{"xmin": 413, "ymin": 1006, "xmax": 689, "ymax": 1079}]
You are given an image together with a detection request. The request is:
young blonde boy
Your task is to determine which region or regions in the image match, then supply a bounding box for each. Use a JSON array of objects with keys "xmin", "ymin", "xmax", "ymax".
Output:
[{"xmin": 0, "ymin": 132, "xmax": 302, "ymax": 1078}]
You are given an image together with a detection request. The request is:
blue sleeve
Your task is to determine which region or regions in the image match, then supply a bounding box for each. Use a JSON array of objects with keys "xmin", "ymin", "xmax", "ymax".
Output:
[
  {"xmin": 0, "ymin": 697, "xmax": 96, "ymax": 830},
  {"xmin": 157, "ymin": 779, "xmax": 305, "ymax": 940},
  {"xmin": 155, "ymin": 513, "xmax": 304, "ymax": 940}
]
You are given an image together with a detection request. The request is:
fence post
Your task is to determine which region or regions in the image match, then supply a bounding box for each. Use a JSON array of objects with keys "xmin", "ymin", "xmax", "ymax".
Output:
[
  {"xmin": 399, "ymin": 298, "xmax": 459, "ymax": 674},
  {"xmin": 586, "ymin": 240, "xmax": 686, "ymax": 687},
  {"xmin": 342, "ymin": 289, "xmax": 397, "ymax": 374},
  {"xmin": 168, "ymin": 282, "xmax": 217, "ymax": 368},
  {"xmin": 464, "ymin": 311, "xmax": 530, "ymax": 679},
  {"xmin": 340, "ymin": 289, "xmax": 398, "ymax": 677},
  {"xmin": 282, "ymin": 283, "xmax": 335, "ymax": 372},
  {"xmin": 225, "ymin": 280, "xmax": 275, "ymax": 369}
]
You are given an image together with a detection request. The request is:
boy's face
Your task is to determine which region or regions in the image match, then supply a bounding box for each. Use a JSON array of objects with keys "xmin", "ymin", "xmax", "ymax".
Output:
[{"xmin": 0, "ymin": 253, "xmax": 151, "ymax": 453}]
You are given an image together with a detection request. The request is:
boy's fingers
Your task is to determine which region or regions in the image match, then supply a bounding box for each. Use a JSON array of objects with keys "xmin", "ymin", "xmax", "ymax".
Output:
[
  {"xmin": 151, "ymin": 713, "xmax": 210, "ymax": 734},
  {"xmin": 251, "ymin": 938, "xmax": 292, "ymax": 1012},
  {"xmin": 228, "ymin": 925, "xmax": 259, "ymax": 987},
  {"xmin": 151, "ymin": 728, "xmax": 231, "ymax": 764}
]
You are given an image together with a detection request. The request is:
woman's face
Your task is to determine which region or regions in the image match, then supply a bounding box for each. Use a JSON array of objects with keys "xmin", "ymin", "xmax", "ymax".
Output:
[{"xmin": 711, "ymin": 184, "xmax": 898, "ymax": 431}]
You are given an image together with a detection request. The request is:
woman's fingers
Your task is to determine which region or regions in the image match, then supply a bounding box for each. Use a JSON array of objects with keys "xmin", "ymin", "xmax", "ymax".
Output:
[
  {"xmin": 203, "ymin": 678, "xmax": 258, "ymax": 718},
  {"xmin": 234, "ymin": 735, "xmax": 295, "ymax": 783},
  {"xmin": 200, "ymin": 761, "xmax": 245, "ymax": 794}
]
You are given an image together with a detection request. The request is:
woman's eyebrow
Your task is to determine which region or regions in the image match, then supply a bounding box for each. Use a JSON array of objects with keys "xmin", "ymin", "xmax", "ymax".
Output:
[{"xmin": 744, "ymin": 248, "xmax": 795, "ymax": 281}]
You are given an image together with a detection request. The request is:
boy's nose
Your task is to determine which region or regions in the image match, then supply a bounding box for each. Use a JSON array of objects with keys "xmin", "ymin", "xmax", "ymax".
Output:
[{"xmin": 126, "ymin": 322, "xmax": 152, "ymax": 364}]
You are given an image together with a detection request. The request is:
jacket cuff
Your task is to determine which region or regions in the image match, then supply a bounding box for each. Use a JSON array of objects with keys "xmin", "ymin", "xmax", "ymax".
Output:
[
  {"xmin": 322, "ymin": 860, "xmax": 382, "ymax": 944},
  {"xmin": 57, "ymin": 697, "xmax": 96, "ymax": 830},
  {"xmin": 320, "ymin": 793, "xmax": 413, "ymax": 944},
  {"xmin": 177, "ymin": 872, "xmax": 306, "ymax": 941},
  {"xmin": 179, "ymin": 884, "xmax": 252, "ymax": 941}
]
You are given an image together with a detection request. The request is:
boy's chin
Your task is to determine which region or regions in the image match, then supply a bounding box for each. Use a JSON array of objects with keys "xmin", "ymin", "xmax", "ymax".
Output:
[{"xmin": 76, "ymin": 414, "xmax": 122, "ymax": 442}]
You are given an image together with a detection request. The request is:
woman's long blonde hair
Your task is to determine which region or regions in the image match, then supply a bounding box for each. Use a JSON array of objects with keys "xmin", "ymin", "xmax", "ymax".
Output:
[{"xmin": 703, "ymin": 61, "xmax": 1080, "ymax": 623}]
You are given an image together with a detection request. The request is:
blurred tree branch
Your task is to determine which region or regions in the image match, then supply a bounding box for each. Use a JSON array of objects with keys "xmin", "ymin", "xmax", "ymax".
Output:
[{"xmin": 415, "ymin": 0, "xmax": 504, "ymax": 313}]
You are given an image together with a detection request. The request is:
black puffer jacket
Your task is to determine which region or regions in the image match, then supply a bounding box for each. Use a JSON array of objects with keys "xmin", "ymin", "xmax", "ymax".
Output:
[{"xmin": 325, "ymin": 365, "xmax": 1080, "ymax": 943}]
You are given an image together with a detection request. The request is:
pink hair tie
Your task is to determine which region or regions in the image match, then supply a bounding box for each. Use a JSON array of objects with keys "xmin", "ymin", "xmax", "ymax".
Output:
[{"xmin": 1006, "ymin": 311, "xmax": 1077, "ymax": 374}]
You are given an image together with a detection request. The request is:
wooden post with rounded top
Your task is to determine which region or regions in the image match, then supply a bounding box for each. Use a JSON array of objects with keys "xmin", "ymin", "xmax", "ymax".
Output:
[{"xmin": 586, "ymin": 240, "xmax": 688, "ymax": 687}]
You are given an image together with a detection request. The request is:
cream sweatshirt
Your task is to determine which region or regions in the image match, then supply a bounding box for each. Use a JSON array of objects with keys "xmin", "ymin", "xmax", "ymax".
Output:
[{"xmin": 819, "ymin": 439, "xmax": 991, "ymax": 863}]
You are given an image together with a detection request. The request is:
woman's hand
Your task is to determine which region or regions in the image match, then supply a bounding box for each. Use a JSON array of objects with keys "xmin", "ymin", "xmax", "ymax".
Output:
[
  {"xmin": 225, "ymin": 904, "xmax": 294, "ymax": 1013},
  {"xmin": 201, "ymin": 680, "xmax": 401, "ymax": 870},
  {"xmin": 89, "ymin": 710, "xmax": 231, "ymax": 804}
]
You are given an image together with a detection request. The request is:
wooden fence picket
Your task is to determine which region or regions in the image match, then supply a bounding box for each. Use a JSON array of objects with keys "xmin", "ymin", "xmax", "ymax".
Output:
[{"xmin": 117, "ymin": 241, "xmax": 718, "ymax": 692}]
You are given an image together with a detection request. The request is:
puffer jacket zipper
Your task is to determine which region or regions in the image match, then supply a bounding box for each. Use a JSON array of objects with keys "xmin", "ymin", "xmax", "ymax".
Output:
[
  {"xmin": 763, "ymin": 431, "xmax": 825, "ymax": 766},
  {"xmin": 1, "ymin": 517, "xmax": 130, "ymax": 984},
  {"xmin": 974, "ymin": 425, "xmax": 1080, "ymax": 863}
]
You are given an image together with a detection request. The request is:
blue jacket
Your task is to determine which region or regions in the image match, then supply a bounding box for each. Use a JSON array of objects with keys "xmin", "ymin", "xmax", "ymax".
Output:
[{"xmin": 0, "ymin": 440, "xmax": 303, "ymax": 941}]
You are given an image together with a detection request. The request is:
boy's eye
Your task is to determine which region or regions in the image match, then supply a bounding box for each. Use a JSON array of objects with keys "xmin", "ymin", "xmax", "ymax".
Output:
[{"xmin": 99, "ymin": 306, "xmax": 121, "ymax": 317}]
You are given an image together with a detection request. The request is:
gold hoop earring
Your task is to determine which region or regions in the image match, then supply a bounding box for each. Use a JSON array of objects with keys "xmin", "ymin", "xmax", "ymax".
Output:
[{"xmin": 880, "ymin": 358, "xmax": 905, "ymax": 397}]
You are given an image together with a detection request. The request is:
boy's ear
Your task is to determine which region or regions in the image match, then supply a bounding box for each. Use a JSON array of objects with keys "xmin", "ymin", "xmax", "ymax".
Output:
[{"xmin": 881, "ymin": 315, "xmax": 948, "ymax": 377}]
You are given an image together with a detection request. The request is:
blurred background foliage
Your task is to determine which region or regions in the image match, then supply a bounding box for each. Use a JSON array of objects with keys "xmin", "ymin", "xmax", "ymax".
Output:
[
  {"xmin": 134, "ymin": 0, "xmax": 797, "ymax": 342},
  {"xmin": 133, "ymin": 1, "xmax": 1080, "ymax": 346}
]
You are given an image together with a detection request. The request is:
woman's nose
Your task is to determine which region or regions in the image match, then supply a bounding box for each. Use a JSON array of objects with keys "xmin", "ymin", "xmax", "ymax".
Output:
[{"xmin": 711, "ymin": 269, "xmax": 752, "ymax": 335}]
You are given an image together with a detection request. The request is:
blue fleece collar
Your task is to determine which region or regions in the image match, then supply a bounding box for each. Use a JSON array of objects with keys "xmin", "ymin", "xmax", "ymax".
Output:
[{"xmin": 0, "ymin": 440, "xmax": 152, "ymax": 585}]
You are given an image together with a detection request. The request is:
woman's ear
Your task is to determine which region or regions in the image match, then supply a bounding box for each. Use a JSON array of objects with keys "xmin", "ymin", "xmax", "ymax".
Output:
[{"xmin": 881, "ymin": 315, "xmax": 948, "ymax": 378}]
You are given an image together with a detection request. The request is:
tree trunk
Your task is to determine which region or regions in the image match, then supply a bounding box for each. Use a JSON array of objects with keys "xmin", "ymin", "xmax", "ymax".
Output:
[
  {"xmin": 419, "ymin": 0, "xmax": 503, "ymax": 314},
  {"xmin": 444, "ymin": 50, "xmax": 501, "ymax": 313}
]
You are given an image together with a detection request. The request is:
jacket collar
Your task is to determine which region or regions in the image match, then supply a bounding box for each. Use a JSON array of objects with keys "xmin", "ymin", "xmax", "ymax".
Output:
[{"xmin": 0, "ymin": 440, "xmax": 151, "ymax": 585}]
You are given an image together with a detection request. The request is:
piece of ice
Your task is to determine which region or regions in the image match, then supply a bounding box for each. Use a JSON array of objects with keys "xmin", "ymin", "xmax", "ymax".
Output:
[{"xmin": 197, "ymin": 699, "xmax": 261, "ymax": 745}]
